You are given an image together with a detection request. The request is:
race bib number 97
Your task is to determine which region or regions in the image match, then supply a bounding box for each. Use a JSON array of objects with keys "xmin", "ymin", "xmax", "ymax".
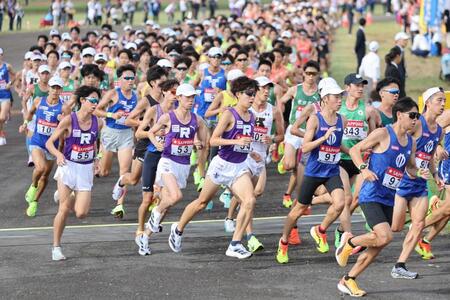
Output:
[{"xmin": 382, "ymin": 167, "xmax": 403, "ymax": 189}]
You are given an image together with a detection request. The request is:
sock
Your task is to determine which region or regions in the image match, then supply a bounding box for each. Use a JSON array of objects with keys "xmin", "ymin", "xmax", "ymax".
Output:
[
  {"xmin": 230, "ymin": 240, "xmax": 240, "ymax": 246},
  {"xmin": 284, "ymin": 193, "xmax": 290, "ymax": 197},
  {"xmin": 246, "ymin": 233, "xmax": 254, "ymax": 240},
  {"xmin": 226, "ymin": 218, "xmax": 233, "ymax": 221},
  {"xmin": 337, "ymin": 228, "xmax": 344, "ymax": 234},
  {"xmin": 348, "ymin": 237, "xmax": 356, "ymax": 248},
  {"xmin": 422, "ymin": 238, "xmax": 430, "ymax": 244},
  {"xmin": 293, "ymin": 225, "xmax": 298, "ymax": 229},
  {"xmin": 318, "ymin": 225, "xmax": 326, "ymax": 234},
  {"xmin": 175, "ymin": 227, "xmax": 183, "ymax": 236},
  {"xmin": 344, "ymin": 274, "xmax": 355, "ymax": 281},
  {"xmin": 280, "ymin": 239, "xmax": 288, "ymax": 245},
  {"xmin": 118, "ymin": 180, "xmax": 124, "ymax": 187},
  {"xmin": 395, "ymin": 262, "xmax": 406, "ymax": 269}
]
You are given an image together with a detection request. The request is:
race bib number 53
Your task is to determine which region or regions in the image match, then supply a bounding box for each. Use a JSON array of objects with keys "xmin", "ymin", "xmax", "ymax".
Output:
[
  {"xmin": 233, "ymin": 134, "xmax": 251, "ymax": 153},
  {"xmin": 171, "ymin": 138, "xmax": 194, "ymax": 156}
]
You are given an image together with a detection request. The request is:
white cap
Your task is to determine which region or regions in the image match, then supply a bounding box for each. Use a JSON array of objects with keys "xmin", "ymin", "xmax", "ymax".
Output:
[
  {"xmin": 109, "ymin": 32, "xmax": 119, "ymax": 40},
  {"xmin": 156, "ymin": 59, "xmax": 173, "ymax": 68},
  {"xmin": 24, "ymin": 51, "xmax": 33, "ymax": 60},
  {"xmin": 94, "ymin": 53, "xmax": 108, "ymax": 62},
  {"xmin": 207, "ymin": 47, "xmax": 223, "ymax": 57},
  {"xmin": 145, "ymin": 20, "xmax": 154, "ymax": 26},
  {"xmin": 49, "ymin": 29, "xmax": 59, "ymax": 36},
  {"xmin": 255, "ymin": 76, "xmax": 274, "ymax": 87},
  {"xmin": 227, "ymin": 69, "xmax": 245, "ymax": 81},
  {"xmin": 49, "ymin": 76, "xmax": 64, "ymax": 87},
  {"xmin": 58, "ymin": 61, "xmax": 72, "ymax": 70},
  {"xmin": 423, "ymin": 87, "xmax": 444, "ymax": 103},
  {"xmin": 81, "ymin": 47, "xmax": 96, "ymax": 57},
  {"xmin": 176, "ymin": 83, "xmax": 199, "ymax": 96},
  {"xmin": 281, "ymin": 31, "xmax": 292, "ymax": 38},
  {"xmin": 109, "ymin": 40, "xmax": 118, "ymax": 47},
  {"xmin": 202, "ymin": 20, "xmax": 211, "ymax": 26},
  {"xmin": 318, "ymin": 77, "xmax": 338, "ymax": 92},
  {"xmin": 125, "ymin": 42, "xmax": 137, "ymax": 50},
  {"xmin": 206, "ymin": 28, "xmax": 216, "ymax": 37},
  {"xmin": 161, "ymin": 28, "xmax": 176, "ymax": 36},
  {"xmin": 135, "ymin": 38, "xmax": 143, "ymax": 45},
  {"xmin": 61, "ymin": 32, "xmax": 72, "ymax": 41},
  {"xmin": 230, "ymin": 22, "xmax": 241, "ymax": 30},
  {"xmin": 395, "ymin": 31, "xmax": 410, "ymax": 41},
  {"xmin": 247, "ymin": 35, "xmax": 257, "ymax": 42},
  {"xmin": 320, "ymin": 83, "xmax": 344, "ymax": 98},
  {"xmin": 124, "ymin": 25, "xmax": 132, "ymax": 31},
  {"xmin": 152, "ymin": 24, "xmax": 160, "ymax": 30},
  {"xmin": 368, "ymin": 41, "xmax": 379, "ymax": 52},
  {"xmin": 38, "ymin": 65, "xmax": 51, "ymax": 74},
  {"xmin": 41, "ymin": 54, "xmax": 47, "ymax": 61}
]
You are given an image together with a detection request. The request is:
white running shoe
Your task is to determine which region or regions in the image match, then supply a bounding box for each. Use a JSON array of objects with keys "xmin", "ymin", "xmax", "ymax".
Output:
[
  {"xmin": 135, "ymin": 234, "xmax": 151, "ymax": 256},
  {"xmin": 224, "ymin": 218, "xmax": 236, "ymax": 233},
  {"xmin": 53, "ymin": 190, "xmax": 59, "ymax": 203},
  {"xmin": 0, "ymin": 137, "xmax": 6, "ymax": 146},
  {"xmin": 168, "ymin": 223, "xmax": 182, "ymax": 253},
  {"xmin": 112, "ymin": 175, "xmax": 125, "ymax": 201},
  {"xmin": 147, "ymin": 207, "xmax": 162, "ymax": 233},
  {"xmin": 225, "ymin": 243, "xmax": 252, "ymax": 259},
  {"xmin": 52, "ymin": 246, "xmax": 66, "ymax": 261}
]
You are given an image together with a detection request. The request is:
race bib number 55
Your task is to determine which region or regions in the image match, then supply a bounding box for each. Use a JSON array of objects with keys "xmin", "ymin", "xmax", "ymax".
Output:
[{"xmin": 70, "ymin": 145, "xmax": 94, "ymax": 162}]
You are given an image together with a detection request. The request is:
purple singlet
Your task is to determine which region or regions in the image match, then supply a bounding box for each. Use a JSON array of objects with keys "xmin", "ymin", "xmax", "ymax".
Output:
[{"xmin": 64, "ymin": 112, "xmax": 99, "ymax": 164}]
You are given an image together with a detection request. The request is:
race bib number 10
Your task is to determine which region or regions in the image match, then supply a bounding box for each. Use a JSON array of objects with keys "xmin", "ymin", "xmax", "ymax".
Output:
[{"xmin": 36, "ymin": 119, "xmax": 57, "ymax": 136}]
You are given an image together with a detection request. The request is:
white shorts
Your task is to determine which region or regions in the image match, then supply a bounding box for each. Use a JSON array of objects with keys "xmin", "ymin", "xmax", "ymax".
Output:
[
  {"xmin": 56, "ymin": 160, "xmax": 94, "ymax": 191},
  {"xmin": 246, "ymin": 153, "xmax": 266, "ymax": 177},
  {"xmin": 285, "ymin": 125, "xmax": 303, "ymax": 150},
  {"xmin": 155, "ymin": 157, "xmax": 190, "ymax": 189},
  {"xmin": 207, "ymin": 155, "xmax": 250, "ymax": 188}
]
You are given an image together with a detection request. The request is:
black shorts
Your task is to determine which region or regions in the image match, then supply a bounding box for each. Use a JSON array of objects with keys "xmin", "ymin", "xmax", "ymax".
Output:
[
  {"xmin": 133, "ymin": 139, "xmax": 150, "ymax": 162},
  {"xmin": 360, "ymin": 202, "xmax": 393, "ymax": 229},
  {"xmin": 298, "ymin": 175, "xmax": 343, "ymax": 205},
  {"xmin": 142, "ymin": 151, "xmax": 162, "ymax": 192},
  {"xmin": 339, "ymin": 159, "xmax": 360, "ymax": 178}
]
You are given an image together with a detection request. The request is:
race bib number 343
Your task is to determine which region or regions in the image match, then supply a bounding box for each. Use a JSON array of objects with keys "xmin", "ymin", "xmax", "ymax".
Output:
[{"xmin": 343, "ymin": 120, "xmax": 366, "ymax": 140}]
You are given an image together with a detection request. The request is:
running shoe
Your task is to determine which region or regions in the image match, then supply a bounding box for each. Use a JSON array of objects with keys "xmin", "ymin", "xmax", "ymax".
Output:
[
  {"xmin": 337, "ymin": 277, "xmax": 366, "ymax": 297},
  {"xmin": 190, "ymin": 151, "xmax": 198, "ymax": 166},
  {"xmin": 25, "ymin": 184, "xmax": 38, "ymax": 204},
  {"xmin": 135, "ymin": 234, "xmax": 151, "ymax": 256},
  {"xmin": 147, "ymin": 208, "xmax": 162, "ymax": 233},
  {"xmin": 335, "ymin": 232, "xmax": 354, "ymax": 267},
  {"xmin": 197, "ymin": 177, "xmax": 205, "ymax": 192},
  {"xmin": 310, "ymin": 225, "xmax": 329, "ymax": 253},
  {"xmin": 193, "ymin": 168, "xmax": 201, "ymax": 185},
  {"xmin": 168, "ymin": 223, "xmax": 182, "ymax": 253},
  {"xmin": 278, "ymin": 142, "xmax": 285, "ymax": 156},
  {"xmin": 247, "ymin": 236, "xmax": 264, "ymax": 253},
  {"xmin": 148, "ymin": 201, "xmax": 157, "ymax": 212},
  {"xmin": 225, "ymin": 243, "xmax": 252, "ymax": 259},
  {"xmin": 391, "ymin": 266, "xmax": 418, "ymax": 279},
  {"xmin": 52, "ymin": 246, "xmax": 66, "ymax": 261},
  {"xmin": 219, "ymin": 188, "xmax": 232, "ymax": 208},
  {"xmin": 282, "ymin": 194, "xmax": 293, "ymax": 208},
  {"xmin": 224, "ymin": 218, "xmax": 236, "ymax": 233},
  {"xmin": 26, "ymin": 201, "xmax": 38, "ymax": 217},
  {"xmin": 111, "ymin": 204, "xmax": 125, "ymax": 219},
  {"xmin": 112, "ymin": 175, "xmax": 125, "ymax": 201},
  {"xmin": 0, "ymin": 133, "xmax": 6, "ymax": 146},
  {"xmin": 271, "ymin": 147, "xmax": 279, "ymax": 162},
  {"xmin": 334, "ymin": 227, "xmax": 343, "ymax": 249},
  {"xmin": 277, "ymin": 159, "xmax": 286, "ymax": 175},
  {"xmin": 288, "ymin": 227, "xmax": 301, "ymax": 245},
  {"xmin": 276, "ymin": 239, "xmax": 289, "ymax": 264},
  {"xmin": 415, "ymin": 239, "xmax": 434, "ymax": 260},
  {"xmin": 205, "ymin": 200, "xmax": 213, "ymax": 210}
]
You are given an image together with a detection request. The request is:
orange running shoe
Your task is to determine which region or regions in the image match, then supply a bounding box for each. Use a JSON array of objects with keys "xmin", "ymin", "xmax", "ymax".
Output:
[{"xmin": 288, "ymin": 227, "xmax": 301, "ymax": 245}]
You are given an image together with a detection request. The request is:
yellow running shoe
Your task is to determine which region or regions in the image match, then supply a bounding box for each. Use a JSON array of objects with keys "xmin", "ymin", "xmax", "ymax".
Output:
[
  {"xmin": 335, "ymin": 232, "xmax": 354, "ymax": 267},
  {"xmin": 310, "ymin": 225, "xmax": 329, "ymax": 253},
  {"xmin": 282, "ymin": 194, "xmax": 293, "ymax": 208},
  {"xmin": 248, "ymin": 236, "xmax": 264, "ymax": 253},
  {"xmin": 276, "ymin": 239, "xmax": 289, "ymax": 264},
  {"xmin": 193, "ymin": 168, "xmax": 201, "ymax": 185},
  {"xmin": 26, "ymin": 201, "xmax": 38, "ymax": 217},
  {"xmin": 278, "ymin": 142, "xmax": 285, "ymax": 156},
  {"xmin": 25, "ymin": 184, "xmax": 38, "ymax": 204},
  {"xmin": 337, "ymin": 276, "xmax": 366, "ymax": 297},
  {"xmin": 277, "ymin": 158, "xmax": 286, "ymax": 175},
  {"xmin": 190, "ymin": 151, "xmax": 198, "ymax": 166},
  {"xmin": 415, "ymin": 239, "xmax": 434, "ymax": 260}
]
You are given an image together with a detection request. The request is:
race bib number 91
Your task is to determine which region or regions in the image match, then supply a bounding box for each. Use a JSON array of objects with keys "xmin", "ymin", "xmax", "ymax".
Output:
[
  {"xmin": 415, "ymin": 151, "xmax": 431, "ymax": 169},
  {"xmin": 382, "ymin": 167, "xmax": 403, "ymax": 189},
  {"xmin": 318, "ymin": 145, "xmax": 340, "ymax": 164}
]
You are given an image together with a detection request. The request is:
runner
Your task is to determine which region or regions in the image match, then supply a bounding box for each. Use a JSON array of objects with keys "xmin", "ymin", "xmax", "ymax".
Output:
[
  {"xmin": 276, "ymin": 82, "xmax": 346, "ymax": 264},
  {"xmin": 20, "ymin": 76, "xmax": 65, "ymax": 217},
  {"xmin": 0, "ymin": 47, "xmax": 16, "ymax": 145},
  {"xmin": 375, "ymin": 77, "xmax": 401, "ymax": 127},
  {"xmin": 47, "ymin": 85, "xmax": 102, "ymax": 261},
  {"xmin": 335, "ymin": 98, "xmax": 426, "ymax": 297},
  {"xmin": 168, "ymin": 76, "xmax": 258, "ymax": 259},
  {"xmin": 58, "ymin": 61, "xmax": 77, "ymax": 104},
  {"xmin": 391, "ymin": 87, "xmax": 444, "ymax": 279}
]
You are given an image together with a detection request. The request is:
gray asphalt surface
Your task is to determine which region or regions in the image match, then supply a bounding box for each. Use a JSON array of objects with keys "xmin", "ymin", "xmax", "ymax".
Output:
[{"xmin": 0, "ymin": 30, "xmax": 449, "ymax": 300}]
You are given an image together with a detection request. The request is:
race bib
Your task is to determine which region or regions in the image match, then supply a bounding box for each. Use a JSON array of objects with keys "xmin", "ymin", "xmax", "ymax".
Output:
[
  {"xmin": 382, "ymin": 167, "xmax": 403, "ymax": 189},
  {"xmin": 170, "ymin": 138, "xmax": 194, "ymax": 156},
  {"xmin": 115, "ymin": 110, "xmax": 130, "ymax": 125},
  {"xmin": 343, "ymin": 120, "xmax": 367, "ymax": 140},
  {"xmin": 70, "ymin": 144, "xmax": 94, "ymax": 162},
  {"xmin": 204, "ymin": 88, "xmax": 216, "ymax": 103},
  {"xmin": 233, "ymin": 134, "xmax": 251, "ymax": 153},
  {"xmin": 0, "ymin": 80, "xmax": 7, "ymax": 89},
  {"xmin": 36, "ymin": 119, "xmax": 57, "ymax": 136},
  {"xmin": 295, "ymin": 105, "xmax": 304, "ymax": 119},
  {"xmin": 318, "ymin": 145, "xmax": 340, "ymax": 164},
  {"xmin": 253, "ymin": 126, "xmax": 268, "ymax": 143},
  {"xmin": 415, "ymin": 151, "xmax": 431, "ymax": 169},
  {"xmin": 60, "ymin": 91, "xmax": 73, "ymax": 104}
]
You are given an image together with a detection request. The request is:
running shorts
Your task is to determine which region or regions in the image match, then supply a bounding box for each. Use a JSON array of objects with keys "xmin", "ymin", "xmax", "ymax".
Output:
[
  {"xmin": 207, "ymin": 155, "xmax": 250, "ymax": 188},
  {"xmin": 155, "ymin": 157, "xmax": 191, "ymax": 189},
  {"xmin": 298, "ymin": 175, "xmax": 343, "ymax": 205}
]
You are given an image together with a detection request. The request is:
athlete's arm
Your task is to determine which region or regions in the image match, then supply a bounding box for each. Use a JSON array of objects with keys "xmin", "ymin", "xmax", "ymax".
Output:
[
  {"xmin": 148, "ymin": 113, "xmax": 170, "ymax": 152},
  {"xmin": 135, "ymin": 106, "xmax": 156, "ymax": 140},
  {"xmin": 291, "ymin": 104, "xmax": 314, "ymax": 138},
  {"xmin": 6, "ymin": 64, "xmax": 16, "ymax": 89},
  {"xmin": 94, "ymin": 89, "xmax": 120, "ymax": 119},
  {"xmin": 302, "ymin": 114, "xmax": 333, "ymax": 153},
  {"xmin": 272, "ymin": 105, "xmax": 285, "ymax": 143},
  {"xmin": 405, "ymin": 140, "xmax": 429, "ymax": 180},
  {"xmin": 21, "ymin": 85, "xmax": 33, "ymax": 115},
  {"xmin": 340, "ymin": 116, "xmax": 350, "ymax": 154},
  {"xmin": 204, "ymin": 92, "xmax": 224, "ymax": 118},
  {"xmin": 210, "ymin": 110, "xmax": 251, "ymax": 147},
  {"xmin": 432, "ymin": 132, "xmax": 446, "ymax": 189},
  {"xmin": 195, "ymin": 115, "xmax": 207, "ymax": 149},
  {"xmin": 192, "ymin": 72, "xmax": 202, "ymax": 87},
  {"xmin": 125, "ymin": 97, "xmax": 149, "ymax": 127},
  {"xmin": 46, "ymin": 115, "xmax": 71, "ymax": 166},
  {"xmin": 277, "ymin": 85, "xmax": 295, "ymax": 113},
  {"xmin": 366, "ymin": 105, "xmax": 377, "ymax": 134}
]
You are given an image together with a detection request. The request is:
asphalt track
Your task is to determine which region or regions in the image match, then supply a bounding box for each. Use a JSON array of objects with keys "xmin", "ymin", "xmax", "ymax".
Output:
[{"xmin": 0, "ymin": 30, "xmax": 450, "ymax": 299}]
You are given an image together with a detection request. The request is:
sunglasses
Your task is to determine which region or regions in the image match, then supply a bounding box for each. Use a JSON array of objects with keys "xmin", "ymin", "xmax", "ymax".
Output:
[
  {"xmin": 210, "ymin": 54, "xmax": 222, "ymax": 59},
  {"xmin": 86, "ymin": 97, "xmax": 99, "ymax": 104},
  {"xmin": 237, "ymin": 58, "xmax": 247, "ymax": 62},
  {"xmin": 384, "ymin": 88, "xmax": 400, "ymax": 95},
  {"xmin": 404, "ymin": 112, "xmax": 420, "ymax": 120},
  {"xmin": 243, "ymin": 89, "xmax": 256, "ymax": 97},
  {"xmin": 221, "ymin": 61, "xmax": 232, "ymax": 66},
  {"xmin": 177, "ymin": 67, "xmax": 188, "ymax": 71},
  {"xmin": 305, "ymin": 71, "xmax": 318, "ymax": 76},
  {"xmin": 123, "ymin": 76, "xmax": 135, "ymax": 81}
]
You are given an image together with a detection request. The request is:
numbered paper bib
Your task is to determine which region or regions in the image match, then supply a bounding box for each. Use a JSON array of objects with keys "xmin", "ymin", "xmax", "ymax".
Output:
[
  {"xmin": 318, "ymin": 145, "xmax": 340, "ymax": 164},
  {"xmin": 115, "ymin": 110, "xmax": 130, "ymax": 125},
  {"xmin": 415, "ymin": 151, "xmax": 431, "ymax": 169},
  {"xmin": 253, "ymin": 126, "xmax": 268, "ymax": 143},
  {"xmin": 343, "ymin": 120, "xmax": 367, "ymax": 140},
  {"xmin": 171, "ymin": 138, "xmax": 194, "ymax": 156},
  {"xmin": 233, "ymin": 134, "xmax": 251, "ymax": 153},
  {"xmin": 295, "ymin": 105, "xmax": 304, "ymax": 119},
  {"xmin": 0, "ymin": 80, "xmax": 7, "ymax": 89},
  {"xmin": 382, "ymin": 167, "xmax": 403, "ymax": 189},
  {"xmin": 60, "ymin": 91, "xmax": 73, "ymax": 104},
  {"xmin": 70, "ymin": 145, "xmax": 95, "ymax": 162},
  {"xmin": 204, "ymin": 88, "xmax": 216, "ymax": 103},
  {"xmin": 36, "ymin": 119, "xmax": 57, "ymax": 136}
]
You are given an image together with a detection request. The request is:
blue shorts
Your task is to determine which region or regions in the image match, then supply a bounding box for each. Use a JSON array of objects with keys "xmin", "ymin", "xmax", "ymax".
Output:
[
  {"xmin": 29, "ymin": 145, "xmax": 55, "ymax": 161},
  {"xmin": 396, "ymin": 188, "xmax": 428, "ymax": 200},
  {"xmin": 439, "ymin": 160, "xmax": 450, "ymax": 185}
]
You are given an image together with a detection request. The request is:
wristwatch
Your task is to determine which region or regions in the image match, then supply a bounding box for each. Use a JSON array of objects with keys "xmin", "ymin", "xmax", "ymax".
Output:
[{"xmin": 358, "ymin": 163, "xmax": 368, "ymax": 171}]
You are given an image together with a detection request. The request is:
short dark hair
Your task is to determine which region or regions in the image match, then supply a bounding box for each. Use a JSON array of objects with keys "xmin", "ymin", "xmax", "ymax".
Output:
[
  {"xmin": 117, "ymin": 64, "xmax": 136, "ymax": 78},
  {"xmin": 70, "ymin": 26, "xmax": 81, "ymax": 34},
  {"xmin": 392, "ymin": 97, "xmax": 418, "ymax": 122},
  {"xmin": 159, "ymin": 79, "xmax": 179, "ymax": 92},
  {"xmin": 234, "ymin": 49, "xmax": 249, "ymax": 59},
  {"xmin": 146, "ymin": 65, "xmax": 168, "ymax": 85},
  {"xmin": 174, "ymin": 56, "xmax": 193, "ymax": 68},
  {"xmin": 47, "ymin": 50, "xmax": 60, "ymax": 60},
  {"xmin": 303, "ymin": 60, "xmax": 320, "ymax": 72},
  {"xmin": 37, "ymin": 35, "xmax": 48, "ymax": 43},
  {"xmin": 231, "ymin": 76, "xmax": 258, "ymax": 96},
  {"xmin": 75, "ymin": 85, "xmax": 102, "ymax": 107},
  {"xmin": 258, "ymin": 59, "xmax": 272, "ymax": 69},
  {"xmin": 376, "ymin": 77, "xmax": 401, "ymax": 93},
  {"xmin": 118, "ymin": 49, "xmax": 133, "ymax": 60},
  {"xmin": 80, "ymin": 64, "xmax": 104, "ymax": 80},
  {"xmin": 359, "ymin": 18, "xmax": 366, "ymax": 26}
]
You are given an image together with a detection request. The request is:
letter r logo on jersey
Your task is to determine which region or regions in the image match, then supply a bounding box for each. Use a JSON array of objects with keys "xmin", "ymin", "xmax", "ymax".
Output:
[
  {"xmin": 180, "ymin": 127, "xmax": 190, "ymax": 138},
  {"xmin": 242, "ymin": 125, "xmax": 251, "ymax": 135},
  {"xmin": 80, "ymin": 133, "xmax": 91, "ymax": 145}
]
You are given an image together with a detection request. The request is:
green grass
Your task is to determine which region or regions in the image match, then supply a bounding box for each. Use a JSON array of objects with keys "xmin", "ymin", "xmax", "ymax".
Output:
[{"xmin": 330, "ymin": 19, "xmax": 450, "ymax": 100}]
